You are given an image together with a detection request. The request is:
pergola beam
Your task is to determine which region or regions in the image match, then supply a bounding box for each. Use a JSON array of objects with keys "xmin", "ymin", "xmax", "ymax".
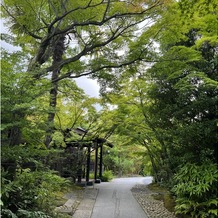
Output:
[
  {"xmin": 99, "ymin": 144, "xmax": 103, "ymax": 178},
  {"xmin": 86, "ymin": 146, "xmax": 91, "ymax": 182},
  {"xmin": 65, "ymin": 127, "xmax": 114, "ymax": 184},
  {"xmin": 94, "ymin": 143, "xmax": 98, "ymax": 181}
]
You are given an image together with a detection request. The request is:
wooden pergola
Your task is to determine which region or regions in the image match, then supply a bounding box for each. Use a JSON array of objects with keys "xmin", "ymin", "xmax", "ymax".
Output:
[{"xmin": 65, "ymin": 127, "xmax": 114, "ymax": 184}]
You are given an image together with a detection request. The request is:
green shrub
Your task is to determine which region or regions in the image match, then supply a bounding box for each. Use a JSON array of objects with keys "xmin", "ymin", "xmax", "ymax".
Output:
[
  {"xmin": 89, "ymin": 172, "xmax": 95, "ymax": 179},
  {"xmin": 1, "ymin": 145, "xmax": 75, "ymax": 217},
  {"xmin": 1, "ymin": 209, "xmax": 53, "ymax": 218},
  {"xmin": 172, "ymin": 162, "xmax": 218, "ymax": 218},
  {"xmin": 1, "ymin": 168, "xmax": 70, "ymax": 217},
  {"xmin": 17, "ymin": 209, "xmax": 52, "ymax": 218},
  {"xmin": 101, "ymin": 170, "xmax": 114, "ymax": 182}
]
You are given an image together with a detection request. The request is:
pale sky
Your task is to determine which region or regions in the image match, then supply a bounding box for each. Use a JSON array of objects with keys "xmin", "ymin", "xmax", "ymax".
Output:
[{"xmin": 74, "ymin": 77, "xmax": 100, "ymax": 98}]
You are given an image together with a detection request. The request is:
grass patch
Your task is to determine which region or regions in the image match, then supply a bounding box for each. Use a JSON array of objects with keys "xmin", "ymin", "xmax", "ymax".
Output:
[{"xmin": 54, "ymin": 183, "xmax": 84, "ymax": 207}]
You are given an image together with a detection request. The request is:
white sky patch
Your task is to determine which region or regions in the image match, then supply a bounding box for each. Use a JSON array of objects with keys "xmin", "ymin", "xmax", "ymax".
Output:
[
  {"xmin": 1, "ymin": 19, "xmax": 9, "ymax": 33},
  {"xmin": 1, "ymin": 20, "xmax": 21, "ymax": 52},
  {"xmin": 74, "ymin": 77, "xmax": 100, "ymax": 98}
]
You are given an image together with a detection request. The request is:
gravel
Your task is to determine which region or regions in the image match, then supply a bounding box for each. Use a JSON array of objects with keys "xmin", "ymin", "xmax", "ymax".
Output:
[{"xmin": 131, "ymin": 184, "xmax": 177, "ymax": 218}]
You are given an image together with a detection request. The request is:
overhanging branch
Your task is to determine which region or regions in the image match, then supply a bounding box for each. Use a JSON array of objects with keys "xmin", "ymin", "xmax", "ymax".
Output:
[{"xmin": 51, "ymin": 54, "xmax": 152, "ymax": 83}]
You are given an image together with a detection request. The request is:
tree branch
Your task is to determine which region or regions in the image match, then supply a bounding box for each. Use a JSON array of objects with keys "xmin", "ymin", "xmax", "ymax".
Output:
[
  {"xmin": 46, "ymin": 16, "xmax": 145, "ymax": 74},
  {"xmin": 48, "ymin": 0, "xmax": 104, "ymax": 33},
  {"xmin": 52, "ymin": 54, "xmax": 146, "ymax": 83},
  {"xmin": 1, "ymin": 4, "xmax": 42, "ymax": 40},
  {"xmin": 48, "ymin": 1, "xmax": 161, "ymax": 37}
]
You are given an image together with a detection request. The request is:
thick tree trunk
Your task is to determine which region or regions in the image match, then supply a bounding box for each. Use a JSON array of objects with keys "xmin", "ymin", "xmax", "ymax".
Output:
[
  {"xmin": 7, "ymin": 112, "xmax": 25, "ymax": 146},
  {"xmin": 44, "ymin": 74, "xmax": 59, "ymax": 147},
  {"xmin": 45, "ymin": 34, "xmax": 65, "ymax": 147},
  {"xmin": 8, "ymin": 126, "xmax": 22, "ymax": 146}
]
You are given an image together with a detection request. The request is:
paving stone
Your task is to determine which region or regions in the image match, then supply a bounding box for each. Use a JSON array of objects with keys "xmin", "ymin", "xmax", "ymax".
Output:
[
  {"xmin": 77, "ymin": 199, "xmax": 95, "ymax": 210},
  {"xmin": 72, "ymin": 209, "xmax": 92, "ymax": 218},
  {"xmin": 72, "ymin": 189, "xmax": 98, "ymax": 218}
]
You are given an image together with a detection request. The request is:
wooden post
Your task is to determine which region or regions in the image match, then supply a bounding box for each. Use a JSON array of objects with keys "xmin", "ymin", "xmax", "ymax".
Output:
[
  {"xmin": 77, "ymin": 146, "xmax": 83, "ymax": 183},
  {"xmin": 86, "ymin": 146, "xmax": 91, "ymax": 182},
  {"xmin": 94, "ymin": 143, "xmax": 98, "ymax": 181},
  {"xmin": 99, "ymin": 144, "xmax": 103, "ymax": 178}
]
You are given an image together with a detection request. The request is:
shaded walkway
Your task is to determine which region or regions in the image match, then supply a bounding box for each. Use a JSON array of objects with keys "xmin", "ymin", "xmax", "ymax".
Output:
[{"xmin": 72, "ymin": 176, "xmax": 153, "ymax": 218}]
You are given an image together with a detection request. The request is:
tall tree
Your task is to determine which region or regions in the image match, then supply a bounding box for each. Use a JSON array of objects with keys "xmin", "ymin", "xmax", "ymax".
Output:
[
  {"xmin": 2, "ymin": 0, "xmax": 165, "ymax": 146},
  {"xmin": 146, "ymin": 0, "xmax": 218, "ymax": 165},
  {"xmin": 100, "ymin": 0, "xmax": 218, "ymax": 181}
]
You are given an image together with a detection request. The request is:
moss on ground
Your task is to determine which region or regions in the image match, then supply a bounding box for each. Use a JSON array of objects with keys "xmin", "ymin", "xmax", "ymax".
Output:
[
  {"xmin": 55, "ymin": 183, "xmax": 83, "ymax": 207},
  {"xmin": 147, "ymin": 183, "xmax": 176, "ymax": 213},
  {"xmin": 147, "ymin": 183, "xmax": 191, "ymax": 218}
]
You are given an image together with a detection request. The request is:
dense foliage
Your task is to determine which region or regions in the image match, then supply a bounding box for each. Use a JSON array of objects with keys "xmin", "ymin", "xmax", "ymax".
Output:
[
  {"xmin": 1, "ymin": 0, "xmax": 217, "ymax": 217},
  {"xmin": 172, "ymin": 163, "xmax": 218, "ymax": 217},
  {"xmin": 1, "ymin": 146, "xmax": 71, "ymax": 217}
]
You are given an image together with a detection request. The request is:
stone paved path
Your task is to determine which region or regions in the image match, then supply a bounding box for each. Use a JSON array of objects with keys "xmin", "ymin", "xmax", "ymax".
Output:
[
  {"xmin": 72, "ymin": 188, "xmax": 98, "ymax": 218},
  {"xmin": 71, "ymin": 177, "xmax": 152, "ymax": 218},
  {"xmin": 56, "ymin": 177, "xmax": 176, "ymax": 218}
]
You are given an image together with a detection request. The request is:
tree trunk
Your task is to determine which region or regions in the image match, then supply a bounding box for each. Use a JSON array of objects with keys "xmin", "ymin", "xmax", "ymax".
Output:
[
  {"xmin": 8, "ymin": 126, "xmax": 22, "ymax": 146},
  {"xmin": 7, "ymin": 112, "xmax": 25, "ymax": 146},
  {"xmin": 45, "ymin": 34, "xmax": 65, "ymax": 147},
  {"xmin": 142, "ymin": 140, "xmax": 160, "ymax": 183}
]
